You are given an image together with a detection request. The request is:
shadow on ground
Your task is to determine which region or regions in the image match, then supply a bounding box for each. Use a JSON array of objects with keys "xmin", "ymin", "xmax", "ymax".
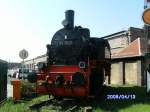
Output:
[
  {"xmin": 28, "ymin": 86, "xmax": 150, "ymax": 112},
  {"xmin": 88, "ymin": 86, "xmax": 150, "ymax": 112}
]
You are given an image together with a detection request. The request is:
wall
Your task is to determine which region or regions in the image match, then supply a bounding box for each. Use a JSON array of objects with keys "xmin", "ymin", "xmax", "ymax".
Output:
[
  {"xmin": 110, "ymin": 62, "xmax": 122, "ymax": 85},
  {"xmin": 107, "ymin": 34, "xmax": 129, "ymax": 55},
  {"xmin": 0, "ymin": 59, "xmax": 8, "ymax": 103},
  {"xmin": 125, "ymin": 61, "xmax": 137, "ymax": 85},
  {"xmin": 108, "ymin": 59, "xmax": 144, "ymax": 86},
  {"xmin": 128, "ymin": 27, "xmax": 144, "ymax": 42}
]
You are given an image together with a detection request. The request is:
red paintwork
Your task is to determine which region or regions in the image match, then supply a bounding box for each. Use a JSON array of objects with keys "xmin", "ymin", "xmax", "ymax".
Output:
[
  {"xmin": 37, "ymin": 86, "xmax": 87, "ymax": 98},
  {"xmin": 35, "ymin": 60, "xmax": 110, "ymax": 98},
  {"xmin": 36, "ymin": 65, "xmax": 90, "ymax": 98}
]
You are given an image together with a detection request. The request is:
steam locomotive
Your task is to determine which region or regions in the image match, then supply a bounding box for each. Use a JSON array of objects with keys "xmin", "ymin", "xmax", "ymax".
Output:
[{"xmin": 28, "ymin": 10, "xmax": 111, "ymax": 98}]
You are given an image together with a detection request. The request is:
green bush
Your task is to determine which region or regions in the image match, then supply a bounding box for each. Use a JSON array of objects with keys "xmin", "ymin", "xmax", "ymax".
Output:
[{"xmin": 20, "ymin": 80, "xmax": 36, "ymax": 98}]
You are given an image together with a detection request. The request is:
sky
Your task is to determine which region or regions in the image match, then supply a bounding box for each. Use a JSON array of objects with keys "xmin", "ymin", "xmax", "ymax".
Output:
[{"xmin": 0, "ymin": 0, "xmax": 145, "ymax": 62}]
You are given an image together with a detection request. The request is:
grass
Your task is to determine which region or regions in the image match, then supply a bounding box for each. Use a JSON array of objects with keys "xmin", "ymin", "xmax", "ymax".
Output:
[
  {"xmin": 0, "ymin": 86, "xmax": 150, "ymax": 112},
  {"xmin": 90, "ymin": 86, "xmax": 150, "ymax": 112},
  {"xmin": 20, "ymin": 80, "xmax": 36, "ymax": 98},
  {"xmin": 0, "ymin": 96, "xmax": 49, "ymax": 112}
]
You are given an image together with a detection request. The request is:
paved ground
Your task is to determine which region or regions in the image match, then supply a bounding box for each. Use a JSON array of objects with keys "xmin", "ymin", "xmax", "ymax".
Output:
[
  {"xmin": 7, "ymin": 84, "xmax": 13, "ymax": 98},
  {"xmin": 7, "ymin": 77, "xmax": 13, "ymax": 98}
]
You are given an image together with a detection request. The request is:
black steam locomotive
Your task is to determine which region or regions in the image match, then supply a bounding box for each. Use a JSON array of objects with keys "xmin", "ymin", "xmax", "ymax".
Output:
[{"xmin": 28, "ymin": 10, "xmax": 111, "ymax": 98}]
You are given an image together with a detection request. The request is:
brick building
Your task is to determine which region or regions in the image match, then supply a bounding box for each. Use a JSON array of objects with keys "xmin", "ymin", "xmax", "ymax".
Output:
[{"xmin": 102, "ymin": 27, "xmax": 147, "ymax": 86}]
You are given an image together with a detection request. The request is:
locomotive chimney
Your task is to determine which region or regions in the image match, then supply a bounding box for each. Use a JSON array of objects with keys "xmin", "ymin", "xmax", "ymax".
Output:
[{"xmin": 62, "ymin": 10, "xmax": 74, "ymax": 29}]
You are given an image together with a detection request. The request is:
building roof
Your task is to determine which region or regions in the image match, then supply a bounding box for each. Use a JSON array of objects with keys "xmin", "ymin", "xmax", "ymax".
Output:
[
  {"xmin": 101, "ymin": 31, "xmax": 127, "ymax": 39},
  {"xmin": 34, "ymin": 54, "xmax": 47, "ymax": 59},
  {"xmin": 101, "ymin": 27, "xmax": 144, "ymax": 40},
  {"xmin": 8, "ymin": 62, "xmax": 21, "ymax": 69},
  {"xmin": 23, "ymin": 54, "xmax": 47, "ymax": 63},
  {"xmin": 0, "ymin": 59, "xmax": 7, "ymax": 63},
  {"xmin": 112, "ymin": 38, "xmax": 147, "ymax": 59}
]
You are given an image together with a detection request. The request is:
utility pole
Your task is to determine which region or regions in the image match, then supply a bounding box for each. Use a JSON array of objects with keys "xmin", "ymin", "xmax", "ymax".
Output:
[{"xmin": 143, "ymin": 0, "xmax": 150, "ymax": 95}]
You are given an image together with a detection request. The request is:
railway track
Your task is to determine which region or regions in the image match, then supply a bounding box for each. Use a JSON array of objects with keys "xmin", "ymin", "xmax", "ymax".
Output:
[{"xmin": 29, "ymin": 97, "xmax": 86, "ymax": 112}]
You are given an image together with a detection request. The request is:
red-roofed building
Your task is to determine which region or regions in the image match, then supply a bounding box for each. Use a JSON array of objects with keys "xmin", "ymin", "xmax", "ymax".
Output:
[
  {"xmin": 112, "ymin": 38, "xmax": 147, "ymax": 58},
  {"xmin": 102, "ymin": 27, "xmax": 147, "ymax": 86}
]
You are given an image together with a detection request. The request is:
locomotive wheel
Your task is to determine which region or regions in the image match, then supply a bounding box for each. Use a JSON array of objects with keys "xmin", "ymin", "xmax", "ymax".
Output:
[
  {"xmin": 55, "ymin": 74, "xmax": 64, "ymax": 87},
  {"xmin": 71, "ymin": 72, "xmax": 85, "ymax": 86}
]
